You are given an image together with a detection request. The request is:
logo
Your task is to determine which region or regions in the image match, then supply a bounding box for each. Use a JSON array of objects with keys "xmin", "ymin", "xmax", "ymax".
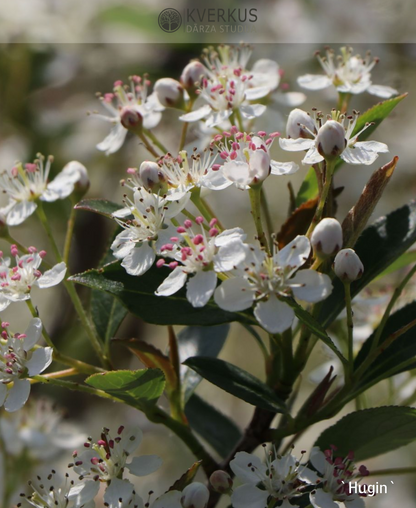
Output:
[{"xmin": 158, "ymin": 8, "xmax": 182, "ymax": 33}]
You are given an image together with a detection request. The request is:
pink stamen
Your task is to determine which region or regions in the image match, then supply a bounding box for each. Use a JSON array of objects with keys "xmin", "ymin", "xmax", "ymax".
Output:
[
  {"xmin": 193, "ymin": 234, "xmax": 204, "ymax": 245},
  {"xmin": 195, "ymin": 216, "xmax": 204, "ymax": 225},
  {"xmin": 212, "ymin": 164, "xmax": 221, "ymax": 171},
  {"xmin": 156, "ymin": 259, "xmax": 165, "ymax": 268},
  {"xmin": 184, "ymin": 220, "xmax": 193, "ymax": 229},
  {"xmin": 169, "ymin": 262, "xmax": 178, "ymax": 269},
  {"xmin": 209, "ymin": 228, "xmax": 219, "ymax": 237},
  {"xmin": 177, "ymin": 227, "xmax": 186, "ymax": 233}
]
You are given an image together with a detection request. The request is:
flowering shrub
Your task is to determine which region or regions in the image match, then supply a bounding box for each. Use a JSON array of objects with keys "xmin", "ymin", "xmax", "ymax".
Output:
[{"xmin": 2, "ymin": 44, "xmax": 416, "ymax": 508}]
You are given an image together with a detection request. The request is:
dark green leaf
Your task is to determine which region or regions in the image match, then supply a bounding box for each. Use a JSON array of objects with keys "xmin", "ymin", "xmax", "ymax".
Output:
[
  {"xmin": 91, "ymin": 291, "xmax": 127, "ymax": 344},
  {"xmin": 75, "ymin": 199, "xmax": 121, "ymax": 219},
  {"xmin": 185, "ymin": 394, "xmax": 241, "ymax": 457},
  {"xmin": 315, "ymin": 406, "xmax": 416, "ymax": 460},
  {"xmin": 376, "ymin": 250, "xmax": 416, "ymax": 279},
  {"xmin": 168, "ymin": 461, "xmax": 202, "ymax": 492},
  {"xmin": 354, "ymin": 302, "xmax": 416, "ymax": 387},
  {"xmin": 70, "ymin": 263, "xmax": 252, "ymax": 326},
  {"xmin": 184, "ymin": 357, "xmax": 287, "ymax": 413},
  {"xmin": 319, "ymin": 201, "xmax": 416, "ymax": 327},
  {"xmin": 85, "ymin": 369, "xmax": 165, "ymax": 410},
  {"xmin": 178, "ymin": 325, "xmax": 230, "ymax": 402}
]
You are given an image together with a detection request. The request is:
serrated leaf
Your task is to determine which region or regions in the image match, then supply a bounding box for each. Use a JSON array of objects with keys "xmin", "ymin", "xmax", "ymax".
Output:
[
  {"xmin": 184, "ymin": 357, "xmax": 287, "ymax": 414},
  {"xmin": 185, "ymin": 394, "xmax": 241, "ymax": 457},
  {"xmin": 168, "ymin": 461, "xmax": 202, "ymax": 492},
  {"xmin": 70, "ymin": 263, "xmax": 252, "ymax": 326},
  {"xmin": 315, "ymin": 406, "xmax": 416, "ymax": 460},
  {"xmin": 178, "ymin": 325, "xmax": 230, "ymax": 403},
  {"xmin": 85, "ymin": 369, "xmax": 165, "ymax": 411},
  {"xmin": 75, "ymin": 199, "xmax": 122, "ymax": 218},
  {"xmin": 319, "ymin": 201, "xmax": 416, "ymax": 327}
]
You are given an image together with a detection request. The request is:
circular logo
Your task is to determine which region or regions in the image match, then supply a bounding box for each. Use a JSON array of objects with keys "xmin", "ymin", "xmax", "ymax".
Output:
[{"xmin": 158, "ymin": 8, "xmax": 182, "ymax": 33}]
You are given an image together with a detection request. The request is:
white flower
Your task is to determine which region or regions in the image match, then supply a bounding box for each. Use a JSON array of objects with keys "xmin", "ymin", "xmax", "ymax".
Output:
[
  {"xmin": 298, "ymin": 47, "xmax": 398, "ymax": 99},
  {"xmin": 0, "ymin": 155, "xmax": 89, "ymax": 226},
  {"xmin": 95, "ymin": 76, "xmax": 164, "ymax": 155},
  {"xmin": 111, "ymin": 186, "xmax": 189, "ymax": 276},
  {"xmin": 0, "ymin": 245, "xmax": 66, "ymax": 311},
  {"xmin": 22, "ymin": 470, "xmax": 94, "ymax": 508},
  {"xmin": 211, "ymin": 127, "xmax": 298, "ymax": 189},
  {"xmin": 181, "ymin": 483, "xmax": 210, "ymax": 508},
  {"xmin": 1, "ymin": 397, "xmax": 85, "ymax": 460},
  {"xmin": 309, "ymin": 446, "xmax": 369, "ymax": 508},
  {"xmin": 0, "ymin": 318, "xmax": 52, "ymax": 412},
  {"xmin": 214, "ymin": 236, "xmax": 332, "ymax": 334},
  {"xmin": 154, "ymin": 78, "xmax": 185, "ymax": 109},
  {"xmin": 102, "ymin": 479, "xmax": 143, "ymax": 508},
  {"xmin": 155, "ymin": 218, "xmax": 247, "ymax": 308},
  {"xmin": 230, "ymin": 448, "xmax": 318, "ymax": 508},
  {"xmin": 279, "ymin": 110, "xmax": 389, "ymax": 166},
  {"xmin": 311, "ymin": 218, "xmax": 343, "ymax": 258},
  {"xmin": 72, "ymin": 426, "xmax": 162, "ymax": 502},
  {"xmin": 333, "ymin": 249, "xmax": 364, "ymax": 282}
]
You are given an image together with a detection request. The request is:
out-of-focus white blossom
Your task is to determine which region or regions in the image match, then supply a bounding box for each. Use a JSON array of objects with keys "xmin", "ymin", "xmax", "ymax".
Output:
[{"xmin": 334, "ymin": 248, "xmax": 364, "ymax": 282}]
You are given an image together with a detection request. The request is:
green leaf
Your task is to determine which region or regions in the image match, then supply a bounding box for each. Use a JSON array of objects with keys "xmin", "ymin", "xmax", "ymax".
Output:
[
  {"xmin": 91, "ymin": 291, "xmax": 127, "ymax": 344},
  {"xmin": 85, "ymin": 369, "xmax": 165, "ymax": 411},
  {"xmin": 354, "ymin": 302, "xmax": 416, "ymax": 387},
  {"xmin": 296, "ymin": 94, "xmax": 407, "ymax": 206},
  {"xmin": 185, "ymin": 394, "xmax": 241, "ymax": 457},
  {"xmin": 178, "ymin": 325, "xmax": 230, "ymax": 402},
  {"xmin": 319, "ymin": 201, "xmax": 416, "ymax": 327},
  {"xmin": 74, "ymin": 199, "xmax": 121, "ymax": 219},
  {"xmin": 315, "ymin": 406, "xmax": 416, "ymax": 460},
  {"xmin": 375, "ymin": 250, "xmax": 416, "ymax": 280},
  {"xmin": 168, "ymin": 461, "xmax": 202, "ymax": 492},
  {"xmin": 184, "ymin": 357, "xmax": 287, "ymax": 414},
  {"xmin": 70, "ymin": 263, "xmax": 252, "ymax": 327}
]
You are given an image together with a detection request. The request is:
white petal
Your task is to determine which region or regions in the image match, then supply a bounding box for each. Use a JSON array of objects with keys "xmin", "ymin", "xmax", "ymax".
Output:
[
  {"xmin": 179, "ymin": 105, "xmax": 211, "ymax": 122},
  {"xmin": 112, "ymin": 207, "xmax": 132, "ymax": 218},
  {"xmin": 297, "ymin": 74, "xmax": 332, "ymax": 90},
  {"xmin": 103, "ymin": 479, "xmax": 135, "ymax": 506},
  {"xmin": 215, "ymin": 227, "xmax": 246, "ymax": 246},
  {"xmin": 121, "ymin": 244, "xmax": 155, "ymax": 276},
  {"xmin": 251, "ymin": 59, "xmax": 280, "ymax": 91},
  {"xmin": 186, "ymin": 270, "xmax": 217, "ymax": 308},
  {"xmin": 69, "ymin": 480, "xmax": 100, "ymax": 505},
  {"xmin": 143, "ymin": 111, "xmax": 162, "ymax": 130},
  {"xmin": 274, "ymin": 91, "xmax": 306, "ymax": 107},
  {"xmin": 163, "ymin": 194, "xmax": 190, "ymax": 218},
  {"xmin": 290, "ymin": 270, "xmax": 332, "ymax": 303},
  {"xmin": 231, "ymin": 484, "xmax": 269, "ymax": 508},
  {"xmin": 354, "ymin": 140, "xmax": 389, "ymax": 153},
  {"xmin": 245, "ymin": 85, "xmax": 271, "ymax": 100},
  {"xmin": 0, "ymin": 384, "xmax": 7, "ymax": 407},
  {"xmin": 254, "ymin": 295, "xmax": 295, "ymax": 333},
  {"xmin": 309, "ymin": 447, "xmax": 326, "ymax": 474},
  {"xmin": 120, "ymin": 426, "xmax": 143, "ymax": 454},
  {"xmin": 201, "ymin": 168, "xmax": 233, "ymax": 191},
  {"xmin": 279, "ymin": 137, "xmax": 314, "ymax": 152},
  {"xmin": 155, "ymin": 267, "xmax": 187, "ymax": 297},
  {"xmin": 97, "ymin": 123, "xmax": 128, "ymax": 155},
  {"xmin": 240, "ymin": 104, "xmax": 266, "ymax": 119},
  {"xmin": 230, "ymin": 452, "xmax": 266, "ymax": 483},
  {"xmin": 26, "ymin": 347, "xmax": 53, "ymax": 376},
  {"xmin": 6, "ymin": 201, "xmax": 37, "ymax": 226},
  {"xmin": 278, "ymin": 235, "xmax": 311, "ymax": 273},
  {"xmin": 0, "ymin": 296, "xmax": 10, "ymax": 312},
  {"xmin": 270, "ymin": 160, "xmax": 299, "ymax": 176},
  {"xmin": 5, "ymin": 379, "xmax": 31, "ymax": 412},
  {"xmin": 23, "ymin": 318, "xmax": 43, "ymax": 351},
  {"xmin": 205, "ymin": 109, "xmax": 231, "ymax": 128},
  {"xmin": 303, "ymin": 146, "xmax": 324, "ymax": 165},
  {"xmin": 127, "ymin": 454, "xmax": 163, "ymax": 476},
  {"xmin": 37, "ymin": 262, "xmax": 67, "ymax": 288},
  {"xmin": 111, "ymin": 230, "xmax": 136, "ymax": 259},
  {"xmin": 222, "ymin": 160, "xmax": 252, "ymax": 187},
  {"xmin": 214, "ymin": 240, "xmax": 247, "ymax": 272},
  {"xmin": 367, "ymin": 84, "xmax": 398, "ymax": 98},
  {"xmin": 310, "ymin": 489, "xmax": 338, "ymax": 508},
  {"xmin": 299, "ymin": 466, "xmax": 319, "ymax": 484},
  {"xmin": 341, "ymin": 146, "xmax": 378, "ymax": 165},
  {"xmin": 214, "ymin": 277, "xmax": 254, "ymax": 312},
  {"xmin": 152, "ymin": 491, "xmax": 182, "ymax": 508}
]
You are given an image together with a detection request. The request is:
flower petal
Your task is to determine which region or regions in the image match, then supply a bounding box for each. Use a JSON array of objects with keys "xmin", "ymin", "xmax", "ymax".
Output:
[
  {"xmin": 341, "ymin": 146, "xmax": 378, "ymax": 165},
  {"xmin": 310, "ymin": 489, "xmax": 338, "ymax": 508},
  {"xmin": 290, "ymin": 269, "xmax": 332, "ymax": 303},
  {"xmin": 0, "ymin": 296, "xmax": 10, "ymax": 312},
  {"xmin": 214, "ymin": 277, "xmax": 254, "ymax": 312},
  {"xmin": 37, "ymin": 262, "xmax": 67, "ymax": 288},
  {"xmin": 120, "ymin": 426, "xmax": 143, "ymax": 454},
  {"xmin": 201, "ymin": 168, "xmax": 234, "ymax": 191},
  {"xmin": 121, "ymin": 244, "xmax": 155, "ymax": 276},
  {"xmin": 309, "ymin": 447, "xmax": 326, "ymax": 474},
  {"xmin": 23, "ymin": 318, "xmax": 43, "ymax": 351},
  {"xmin": 303, "ymin": 146, "xmax": 324, "ymax": 165},
  {"xmin": 367, "ymin": 84, "xmax": 398, "ymax": 99},
  {"xmin": 69, "ymin": 480, "xmax": 100, "ymax": 505},
  {"xmin": 274, "ymin": 91, "xmax": 306, "ymax": 107},
  {"xmin": 6, "ymin": 201, "xmax": 37, "ymax": 226},
  {"xmin": 254, "ymin": 295, "xmax": 295, "ymax": 333},
  {"xmin": 103, "ymin": 479, "xmax": 135, "ymax": 506},
  {"xmin": 5, "ymin": 379, "xmax": 31, "ymax": 412},
  {"xmin": 179, "ymin": 105, "xmax": 211, "ymax": 122},
  {"xmin": 205, "ymin": 109, "xmax": 231, "ymax": 128},
  {"xmin": 215, "ymin": 227, "xmax": 246, "ymax": 246},
  {"xmin": 152, "ymin": 491, "xmax": 182, "ymax": 508},
  {"xmin": 222, "ymin": 161, "xmax": 252, "ymax": 188},
  {"xmin": 240, "ymin": 104, "xmax": 266, "ymax": 119},
  {"xmin": 231, "ymin": 484, "xmax": 269, "ymax": 508},
  {"xmin": 279, "ymin": 137, "xmax": 314, "ymax": 152},
  {"xmin": 244, "ymin": 85, "xmax": 271, "ymax": 101},
  {"xmin": 297, "ymin": 74, "xmax": 332, "ymax": 90},
  {"xmin": 155, "ymin": 267, "xmax": 187, "ymax": 297},
  {"xmin": 186, "ymin": 270, "xmax": 217, "ymax": 308},
  {"xmin": 270, "ymin": 160, "xmax": 299, "ymax": 176},
  {"xmin": 111, "ymin": 229, "xmax": 136, "ymax": 259},
  {"xmin": 97, "ymin": 122, "xmax": 128, "ymax": 155},
  {"xmin": 354, "ymin": 140, "xmax": 389, "ymax": 153},
  {"xmin": 230, "ymin": 451, "xmax": 266, "ymax": 483},
  {"xmin": 277, "ymin": 235, "xmax": 311, "ymax": 273},
  {"xmin": 214, "ymin": 240, "xmax": 246, "ymax": 272},
  {"xmin": 26, "ymin": 347, "xmax": 53, "ymax": 376},
  {"xmin": 127, "ymin": 454, "xmax": 163, "ymax": 476},
  {"xmin": 0, "ymin": 384, "xmax": 7, "ymax": 407}
]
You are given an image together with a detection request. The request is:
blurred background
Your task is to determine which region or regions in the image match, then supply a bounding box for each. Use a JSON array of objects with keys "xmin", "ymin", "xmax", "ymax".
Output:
[{"xmin": 1, "ymin": 1, "xmax": 416, "ymax": 507}]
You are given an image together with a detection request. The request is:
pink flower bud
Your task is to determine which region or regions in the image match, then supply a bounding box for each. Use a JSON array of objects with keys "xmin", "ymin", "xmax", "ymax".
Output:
[
  {"xmin": 154, "ymin": 78, "xmax": 185, "ymax": 109},
  {"xmin": 209, "ymin": 470, "xmax": 233, "ymax": 493},
  {"xmin": 181, "ymin": 483, "xmax": 210, "ymax": 508},
  {"xmin": 180, "ymin": 61, "xmax": 207, "ymax": 90},
  {"xmin": 334, "ymin": 248, "xmax": 364, "ymax": 282},
  {"xmin": 120, "ymin": 107, "xmax": 143, "ymax": 131},
  {"xmin": 311, "ymin": 218, "xmax": 343, "ymax": 258},
  {"xmin": 286, "ymin": 109, "xmax": 316, "ymax": 139},
  {"xmin": 316, "ymin": 120, "xmax": 346, "ymax": 160}
]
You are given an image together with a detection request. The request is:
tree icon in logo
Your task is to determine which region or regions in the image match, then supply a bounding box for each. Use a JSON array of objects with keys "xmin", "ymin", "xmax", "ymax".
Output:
[{"xmin": 158, "ymin": 8, "xmax": 182, "ymax": 33}]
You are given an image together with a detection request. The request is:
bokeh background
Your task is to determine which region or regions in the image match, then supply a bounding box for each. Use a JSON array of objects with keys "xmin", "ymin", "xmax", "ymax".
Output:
[{"xmin": 1, "ymin": 1, "xmax": 416, "ymax": 507}]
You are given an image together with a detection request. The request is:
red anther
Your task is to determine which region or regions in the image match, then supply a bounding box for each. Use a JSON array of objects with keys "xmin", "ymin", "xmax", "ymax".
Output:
[
  {"xmin": 213, "ymin": 134, "xmax": 223, "ymax": 142},
  {"xmin": 156, "ymin": 259, "xmax": 165, "ymax": 268},
  {"xmin": 39, "ymin": 251, "xmax": 47, "ymax": 259},
  {"xmin": 117, "ymin": 426, "xmax": 124, "ymax": 435},
  {"xmin": 176, "ymin": 227, "xmax": 186, "ymax": 233},
  {"xmin": 193, "ymin": 234, "xmax": 204, "ymax": 245},
  {"xmin": 258, "ymin": 131, "xmax": 267, "ymax": 137},
  {"xmin": 169, "ymin": 262, "xmax": 178, "ymax": 269},
  {"xmin": 90, "ymin": 457, "xmax": 99, "ymax": 465},
  {"xmin": 195, "ymin": 216, "xmax": 204, "ymax": 225},
  {"xmin": 269, "ymin": 132, "xmax": 280, "ymax": 138},
  {"xmin": 220, "ymin": 151, "xmax": 229, "ymax": 160},
  {"xmin": 97, "ymin": 440, "xmax": 106, "ymax": 447},
  {"xmin": 232, "ymin": 142, "xmax": 240, "ymax": 150},
  {"xmin": 113, "ymin": 80, "xmax": 123, "ymax": 87},
  {"xmin": 126, "ymin": 168, "xmax": 137, "ymax": 174},
  {"xmin": 230, "ymin": 125, "xmax": 238, "ymax": 134},
  {"xmin": 209, "ymin": 228, "xmax": 219, "ymax": 237},
  {"xmin": 230, "ymin": 151, "xmax": 237, "ymax": 160},
  {"xmin": 212, "ymin": 164, "xmax": 221, "ymax": 171},
  {"xmin": 184, "ymin": 220, "xmax": 193, "ymax": 229},
  {"xmin": 25, "ymin": 163, "xmax": 37, "ymax": 173},
  {"xmin": 209, "ymin": 218, "xmax": 218, "ymax": 227},
  {"xmin": 170, "ymin": 237, "xmax": 179, "ymax": 242},
  {"xmin": 28, "ymin": 246, "xmax": 37, "ymax": 254},
  {"xmin": 235, "ymin": 132, "xmax": 244, "ymax": 140},
  {"xmin": 223, "ymin": 131, "xmax": 231, "ymax": 137},
  {"xmin": 10, "ymin": 245, "xmax": 18, "ymax": 256},
  {"xmin": 11, "ymin": 166, "xmax": 19, "ymax": 177}
]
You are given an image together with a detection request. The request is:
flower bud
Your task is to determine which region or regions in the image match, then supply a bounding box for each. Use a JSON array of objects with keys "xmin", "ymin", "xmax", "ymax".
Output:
[
  {"xmin": 286, "ymin": 108, "xmax": 316, "ymax": 139},
  {"xmin": 180, "ymin": 61, "xmax": 208, "ymax": 92},
  {"xmin": 120, "ymin": 107, "xmax": 143, "ymax": 132},
  {"xmin": 209, "ymin": 470, "xmax": 233, "ymax": 494},
  {"xmin": 154, "ymin": 78, "xmax": 186, "ymax": 109},
  {"xmin": 181, "ymin": 483, "xmax": 209, "ymax": 508},
  {"xmin": 316, "ymin": 120, "xmax": 346, "ymax": 160},
  {"xmin": 139, "ymin": 161, "xmax": 167, "ymax": 193},
  {"xmin": 311, "ymin": 218, "xmax": 343, "ymax": 258},
  {"xmin": 249, "ymin": 149, "xmax": 271, "ymax": 185},
  {"xmin": 334, "ymin": 248, "xmax": 364, "ymax": 282}
]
